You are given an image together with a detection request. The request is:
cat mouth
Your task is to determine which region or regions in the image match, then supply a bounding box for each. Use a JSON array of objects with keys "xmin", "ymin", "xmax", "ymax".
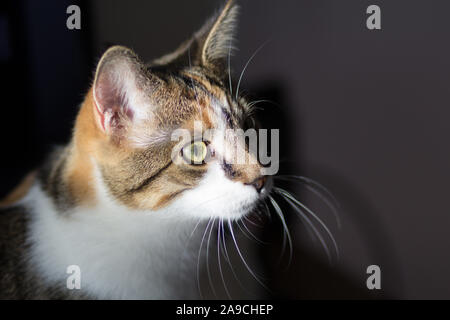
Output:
[{"xmin": 229, "ymin": 179, "xmax": 273, "ymax": 218}]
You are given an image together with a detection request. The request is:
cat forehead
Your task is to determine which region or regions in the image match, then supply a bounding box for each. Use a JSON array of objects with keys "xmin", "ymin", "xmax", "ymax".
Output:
[
  {"xmin": 129, "ymin": 71, "xmax": 244, "ymax": 148},
  {"xmin": 157, "ymin": 69, "xmax": 242, "ymax": 125}
]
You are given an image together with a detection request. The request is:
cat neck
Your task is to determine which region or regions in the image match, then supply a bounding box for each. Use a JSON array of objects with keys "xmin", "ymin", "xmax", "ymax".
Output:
[{"xmin": 25, "ymin": 164, "xmax": 202, "ymax": 299}]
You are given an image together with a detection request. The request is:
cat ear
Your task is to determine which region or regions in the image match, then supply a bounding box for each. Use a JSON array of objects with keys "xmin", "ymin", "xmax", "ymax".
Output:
[
  {"xmin": 93, "ymin": 46, "xmax": 149, "ymax": 137},
  {"xmin": 153, "ymin": 0, "xmax": 239, "ymax": 70},
  {"xmin": 198, "ymin": 0, "xmax": 239, "ymax": 68}
]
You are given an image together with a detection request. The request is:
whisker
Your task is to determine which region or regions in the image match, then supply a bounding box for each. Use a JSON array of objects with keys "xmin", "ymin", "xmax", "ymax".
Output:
[
  {"xmin": 206, "ymin": 218, "xmax": 218, "ymax": 298},
  {"xmin": 217, "ymin": 218, "xmax": 231, "ymax": 299},
  {"xmin": 188, "ymin": 217, "xmax": 205, "ymax": 240},
  {"xmin": 248, "ymin": 99, "xmax": 276, "ymax": 108},
  {"xmin": 177, "ymin": 217, "xmax": 204, "ymax": 288},
  {"xmin": 281, "ymin": 195, "xmax": 332, "ymax": 263},
  {"xmin": 227, "ymin": 219, "xmax": 270, "ymax": 291},
  {"xmin": 228, "ymin": 39, "xmax": 233, "ymax": 97},
  {"xmin": 235, "ymin": 219, "xmax": 255, "ymax": 242},
  {"xmin": 219, "ymin": 219, "xmax": 250, "ymax": 295},
  {"xmin": 263, "ymin": 201, "xmax": 272, "ymax": 221},
  {"xmin": 235, "ymin": 40, "xmax": 271, "ymax": 101},
  {"xmin": 219, "ymin": 219, "xmax": 231, "ymax": 263},
  {"xmin": 239, "ymin": 218, "xmax": 268, "ymax": 245},
  {"xmin": 243, "ymin": 215, "xmax": 263, "ymax": 228},
  {"xmin": 244, "ymin": 208, "xmax": 264, "ymax": 225},
  {"xmin": 179, "ymin": 217, "xmax": 204, "ymax": 264},
  {"xmin": 268, "ymin": 195, "xmax": 293, "ymax": 269},
  {"xmin": 275, "ymin": 187, "xmax": 339, "ymax": 261},
  {"xmin": 197, "ymin": 218, "xmax": 213, "ymax": 299},
  {"xmin": 275, "ymin": 175, "xmax": 341, "ymax": 228}
]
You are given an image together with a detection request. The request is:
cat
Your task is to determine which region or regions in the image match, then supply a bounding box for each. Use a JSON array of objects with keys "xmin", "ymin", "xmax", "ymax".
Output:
[{"xmin": 0, "ymin": 0, "xmax": 276, "ymax": 299}]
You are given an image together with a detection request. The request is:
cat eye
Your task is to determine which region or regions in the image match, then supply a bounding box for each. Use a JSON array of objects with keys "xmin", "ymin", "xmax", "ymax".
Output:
[{"xmin": 181, "ymin": 141, "xmax": 208, "ymax": 165}]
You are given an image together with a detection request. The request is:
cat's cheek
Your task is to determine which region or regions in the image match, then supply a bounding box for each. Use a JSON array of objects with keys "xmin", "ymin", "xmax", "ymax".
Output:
[{"xmin": 174, "ymin": 163, "xmax": 259, "ymax": 220}]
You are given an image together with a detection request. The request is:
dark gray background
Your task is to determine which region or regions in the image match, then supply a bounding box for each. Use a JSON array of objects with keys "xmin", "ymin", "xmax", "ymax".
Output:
[{"xmin": 1, "ymin": 0, "xmax": 449, "ymax": 299}]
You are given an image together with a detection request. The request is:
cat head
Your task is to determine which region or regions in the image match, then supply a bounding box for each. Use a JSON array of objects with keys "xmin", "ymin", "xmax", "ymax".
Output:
[{"xmin": 72, "ymin": 0, "xmax": 272, "ymax": 220}]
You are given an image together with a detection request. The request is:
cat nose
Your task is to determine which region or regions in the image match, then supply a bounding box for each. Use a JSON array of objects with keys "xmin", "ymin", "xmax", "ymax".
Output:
[{"xmin": 247, "ymin": 176, "xmax": 267, "ymax": 193}]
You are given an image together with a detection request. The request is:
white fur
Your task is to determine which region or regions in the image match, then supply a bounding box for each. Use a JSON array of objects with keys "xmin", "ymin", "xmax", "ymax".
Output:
[
  {"xmin": 24, "ymin": 157, "xmax": 260, "ymax": 299},
  {"xmin": 177, "ymin": 162, "xmax": 259, "ymax": 220}
]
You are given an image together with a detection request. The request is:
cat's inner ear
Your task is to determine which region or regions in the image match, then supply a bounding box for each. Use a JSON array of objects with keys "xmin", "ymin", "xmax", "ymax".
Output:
[
  {"xmin": 93, "ymin": 46, "xmax": 148, "ymax": 137},
  {"xmin": 198, "ymin": 0, "xmax": 239, "ymax": 68}
]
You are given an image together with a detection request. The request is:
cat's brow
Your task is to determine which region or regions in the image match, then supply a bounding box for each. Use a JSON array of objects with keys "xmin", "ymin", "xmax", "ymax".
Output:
[
  {"xmin": 183, "ymin": 68, "xmax": 224, "ymax": 88},
  {"xmin": 178, "ymin": 74, "xmax": 200, "ymax": 90},
  {"xmin": 179, "ymin": 74, "xmax": 210, "ymax": 94},
  {"xmin": 179, "ymin": 71, "xmax": 225, "ymax": 99},
  {"xmin": 177, "ymin": 70, "xmax": 239, "ymax": 128}
]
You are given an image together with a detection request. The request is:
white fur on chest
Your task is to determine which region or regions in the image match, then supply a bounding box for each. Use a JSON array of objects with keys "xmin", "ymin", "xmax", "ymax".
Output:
[
  {"xmin": 25, "ymin": 184, "xmax": 203, "ymax": 299},
  {"xmin": 24, "ymin": 160, "xmax": 262, "ymax": 299}
]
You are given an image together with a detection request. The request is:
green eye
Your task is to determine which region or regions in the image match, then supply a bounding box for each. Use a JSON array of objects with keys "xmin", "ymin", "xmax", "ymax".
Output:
[{"xmin": 182, "ymin": 141, "xmax": 208, "ymax": 165}]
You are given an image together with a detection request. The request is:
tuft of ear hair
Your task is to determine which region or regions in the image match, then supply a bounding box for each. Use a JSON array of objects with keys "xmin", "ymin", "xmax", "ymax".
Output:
[
  {"xmin": 153, "ymin": 0, "xmax": 239, "ymax": 72},
  {"xmin": 198, "ymin": 0, "xmax": 239, "ymax": 67},
  {"xmin": 92, "ymin": 46, "xmax": 151, "ymax": 139}
]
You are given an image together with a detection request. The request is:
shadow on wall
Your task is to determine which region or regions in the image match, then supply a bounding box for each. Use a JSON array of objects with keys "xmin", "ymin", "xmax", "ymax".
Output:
[
  {"xmin": 249, "ymin": 82, "xmax": 402, "ymax": 299},
  {"xmin": 299, "ymin": 166, "xmax": 404, "ymax": 299}
]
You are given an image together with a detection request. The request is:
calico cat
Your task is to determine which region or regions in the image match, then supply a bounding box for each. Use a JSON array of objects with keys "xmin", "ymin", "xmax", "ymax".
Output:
[{"xmin": 0, "ymin": 0, "xmax": 274, "ymax": 299}]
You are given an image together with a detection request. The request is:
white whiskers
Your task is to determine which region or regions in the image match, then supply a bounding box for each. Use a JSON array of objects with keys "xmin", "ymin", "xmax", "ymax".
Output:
[
  {"xmin": 191, "ymin": 174, "xmax": 340, "ymax": 298},
  {"xmin": 197, "ymin": 217, "xmax": 213, "ymax": 299},
  {"xmin": 272, "ymin": 185, "xmax": 340, "ymax": 264},
  {"xmin": 235, "ymin": 40, "xmax": 271, "ymax": 101},
  {"xmin": 227, "ymin": 219, "xmax": 270, "ymax": 291},
  {"xmin": 217, "ymin": 219, "xmax": 232, "ymax": 299}
]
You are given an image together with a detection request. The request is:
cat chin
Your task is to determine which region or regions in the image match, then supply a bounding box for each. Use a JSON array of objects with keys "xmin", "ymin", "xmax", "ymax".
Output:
[
  {"xmin": 175, "ymin": 195, "xmax": 260, "ymax": 221},
  {"xmin": 200, "ymin": 202, "xmax": 258, "ymax": 221}
]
